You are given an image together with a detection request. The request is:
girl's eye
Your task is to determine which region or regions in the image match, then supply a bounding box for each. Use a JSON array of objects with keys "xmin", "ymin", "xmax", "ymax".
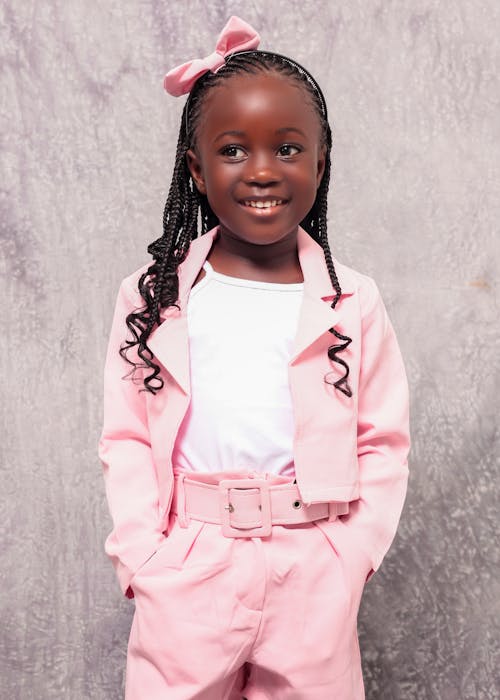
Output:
[
  {"xmin": 278, "ymin": 144, "xmax": 301, "ymax": 157},
  {"xmin": 220, "ymin": 145, "xmax": 245, "ymax": 158}
]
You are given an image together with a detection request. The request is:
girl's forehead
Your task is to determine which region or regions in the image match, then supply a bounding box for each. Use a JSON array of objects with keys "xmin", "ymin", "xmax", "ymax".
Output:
[{"xmin": 198, "ymin": 72, "xmax": 320, "ymax": 138}]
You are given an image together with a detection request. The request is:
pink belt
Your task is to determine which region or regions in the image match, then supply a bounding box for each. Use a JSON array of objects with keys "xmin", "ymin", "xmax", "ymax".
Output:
[{"xmin": 171, "ymin": 473, "xmax": 350, "ymax": 538}]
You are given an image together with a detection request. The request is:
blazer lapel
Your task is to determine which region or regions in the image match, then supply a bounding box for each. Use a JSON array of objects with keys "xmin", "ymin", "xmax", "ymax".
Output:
[
  {"xmin": 147, "ymin": 224, "xmax": 357, "ymax": 386},
  {"xmin": 291, "ymin": 227, "xmax": 356, "ymax": 363},
  {"xmin": 147, "ymin": 227, "xmax": 219, "ymax": 394}
]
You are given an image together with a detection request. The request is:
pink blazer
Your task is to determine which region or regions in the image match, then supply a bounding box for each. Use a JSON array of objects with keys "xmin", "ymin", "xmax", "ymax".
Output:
[{"xmin": 98, "ymin": 225, "xmax": 410, "ymax": 598}]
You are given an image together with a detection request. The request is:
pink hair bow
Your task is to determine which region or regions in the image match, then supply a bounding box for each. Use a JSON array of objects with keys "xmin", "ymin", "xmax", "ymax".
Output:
[{"xmin": 163, "ymin": 16, "xmax": 260, "ymax": 97}]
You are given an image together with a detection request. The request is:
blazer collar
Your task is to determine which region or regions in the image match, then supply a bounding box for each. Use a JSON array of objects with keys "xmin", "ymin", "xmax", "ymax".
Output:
[
  {"xmin": 165, "ymin": 224, "xmax": 356, "ymax": 310},
  {"xmin": 291, "ymin": 226, "xmax": 356, "ymax": 362},
  {"xmin": 148, "ymin": 225, "xmax": 356, "ymax": 392}
]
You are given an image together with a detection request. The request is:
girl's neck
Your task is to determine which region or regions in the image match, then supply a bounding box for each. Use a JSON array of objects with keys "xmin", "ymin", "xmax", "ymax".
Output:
[{"xmin": 206, "ymin": 226, "xmax": 304, "ymax": 284}]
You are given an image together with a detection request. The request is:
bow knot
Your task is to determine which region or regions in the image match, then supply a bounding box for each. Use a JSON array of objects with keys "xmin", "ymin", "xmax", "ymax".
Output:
[
  {"xmin": 204, "ymin": 50, "xmax": 226, "ymax": 72},
  {"xmin": 163, "ymin": 16, "xmax": 261, "ymax": 97}
]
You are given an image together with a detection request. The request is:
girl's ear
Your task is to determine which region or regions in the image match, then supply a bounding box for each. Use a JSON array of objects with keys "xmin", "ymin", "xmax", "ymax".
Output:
[
  {"xmin": 316, "ymin": 145, "xmax": 327, "ymax": 188},
  {"xmin": 186, "ymin": 148, "xmax": 207, "ymax": 195}
]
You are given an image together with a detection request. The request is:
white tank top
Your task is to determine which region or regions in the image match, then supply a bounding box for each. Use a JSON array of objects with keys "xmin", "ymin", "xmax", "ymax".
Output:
[{"xmin": 172, "ymin": 260, "xmax": 304, "ymax": 477}]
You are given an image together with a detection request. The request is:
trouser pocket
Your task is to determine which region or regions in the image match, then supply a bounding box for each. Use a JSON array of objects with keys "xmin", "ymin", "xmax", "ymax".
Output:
[
  {"xmin": 313, "ymin": 519, "xmax": 371, "ymax": 617},
  {"xmin": 129, "ymin": 516, "xmax": 206, "ymax": 593}
]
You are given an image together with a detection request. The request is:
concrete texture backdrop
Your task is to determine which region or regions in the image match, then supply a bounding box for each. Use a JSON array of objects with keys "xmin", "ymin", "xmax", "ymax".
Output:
[{"xmin": 1, "ymin": 1, "xmax": 499, "ymax": 698}]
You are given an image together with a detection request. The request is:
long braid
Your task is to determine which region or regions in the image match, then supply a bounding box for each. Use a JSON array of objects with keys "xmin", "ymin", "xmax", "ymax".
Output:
[
  {"xmin": 120, "ymin": 50, "xmax": 353, "ymax": 398},
  {"xmin": 317, "ymin": 147, "xmax": 353, "ymax": 397}
]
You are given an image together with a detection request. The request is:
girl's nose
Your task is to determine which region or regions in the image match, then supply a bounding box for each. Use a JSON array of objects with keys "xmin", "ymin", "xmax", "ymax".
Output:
[{"xmin": 243, "ymin": 154, "xmax": 281, "ymax": 186}]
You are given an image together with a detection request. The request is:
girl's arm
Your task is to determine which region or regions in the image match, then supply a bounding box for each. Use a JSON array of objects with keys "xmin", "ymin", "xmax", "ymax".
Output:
[
  {"xmin": 98, "ymin": 277, "xmax": 166, "ymax": 599},
  {"xmin": 330, "ymin": 275, "xmax": 411, "ymax": 580}
]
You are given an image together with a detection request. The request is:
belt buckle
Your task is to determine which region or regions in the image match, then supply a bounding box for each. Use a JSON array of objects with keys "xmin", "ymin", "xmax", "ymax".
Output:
[{"xmin": 219, "ymin": 478, "xmax": 272, "ymax": 538}]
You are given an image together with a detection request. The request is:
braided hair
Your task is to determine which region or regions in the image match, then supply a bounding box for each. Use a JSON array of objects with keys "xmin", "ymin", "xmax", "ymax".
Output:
[{"xmin": 120, "ymin": 50, "xmax": 353, "ymax": 398}]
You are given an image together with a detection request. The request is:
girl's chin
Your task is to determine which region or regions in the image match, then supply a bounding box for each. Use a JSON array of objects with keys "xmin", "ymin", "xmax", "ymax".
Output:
[{"xmin": 216, "ymin": 225, "xmax": 299, "ymax": 248}]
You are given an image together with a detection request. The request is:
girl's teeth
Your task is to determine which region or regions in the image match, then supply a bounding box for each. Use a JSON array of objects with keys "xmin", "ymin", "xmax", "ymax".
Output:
[{"xmin": 245, "ymin": 200, "xmax": 282, "ymax": 208}]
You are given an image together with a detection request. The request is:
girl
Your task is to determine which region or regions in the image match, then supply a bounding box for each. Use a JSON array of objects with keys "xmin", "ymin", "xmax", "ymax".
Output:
[{"xmin": 99, "ymin": 16, "xmax": 410, "ymax": 700}]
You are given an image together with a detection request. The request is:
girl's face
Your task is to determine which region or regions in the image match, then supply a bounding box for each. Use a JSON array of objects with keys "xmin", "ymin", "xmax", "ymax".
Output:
[{"xmin": 186, "ymin": 71, "xmax": 326, "ymax": 247}]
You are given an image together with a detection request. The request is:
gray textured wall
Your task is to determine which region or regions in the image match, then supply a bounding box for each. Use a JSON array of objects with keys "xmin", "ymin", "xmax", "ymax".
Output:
[{"xmin": 1, "ymin": 1, "xmax": 499, "ymax": 698}]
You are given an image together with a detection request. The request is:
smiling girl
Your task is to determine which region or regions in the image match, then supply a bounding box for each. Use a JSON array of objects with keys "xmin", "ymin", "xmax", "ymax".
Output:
[{"xmin": 98, "ymin": 16, "xmax": 411, "ymax": 700}]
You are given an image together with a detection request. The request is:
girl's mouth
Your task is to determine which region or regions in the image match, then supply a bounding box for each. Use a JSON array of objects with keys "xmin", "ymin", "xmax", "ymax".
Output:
[{"xmin": 239, "ymin": 198, "xmax": 288, "ymax": 214}]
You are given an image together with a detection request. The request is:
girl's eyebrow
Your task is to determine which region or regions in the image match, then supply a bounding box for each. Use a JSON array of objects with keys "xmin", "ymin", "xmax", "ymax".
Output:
[
  {"xmin": 213, "ymin": 130, "xmax": 245, "ymax": 144},
  {"xmin": 275, "ymin": 127, "xmax": 307, "ymax": 137},
  {"xmin": 213, "ymin": 127, "xmax": 306, "ymax": 144}
]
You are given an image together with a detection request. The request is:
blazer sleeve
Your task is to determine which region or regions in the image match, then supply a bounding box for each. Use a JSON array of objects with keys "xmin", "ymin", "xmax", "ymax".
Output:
[
  {"xmin": 98, "ymin": 278, "xmax": 166, "ymax": 599},
  {"xmin": 328, "ymin": 275, "xmax": 411, "ymax": 580}
]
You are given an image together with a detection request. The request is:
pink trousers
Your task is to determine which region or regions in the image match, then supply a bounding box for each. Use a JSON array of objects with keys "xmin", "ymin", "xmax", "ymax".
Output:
[{"xmin": 125, "ymin": 473, "xmax": 370, "ymax": 700}]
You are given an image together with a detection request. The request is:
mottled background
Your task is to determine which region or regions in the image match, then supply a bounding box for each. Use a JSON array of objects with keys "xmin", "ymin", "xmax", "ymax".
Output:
[{"xmin": 1, "ymin": 1, "xmax": 499, "ymax": 698}]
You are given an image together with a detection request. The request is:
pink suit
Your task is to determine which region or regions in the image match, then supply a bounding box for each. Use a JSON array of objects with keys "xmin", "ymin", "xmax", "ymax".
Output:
[{"xmin": 98, "ymin": 224, "xmax": 410, "ymax": 698}]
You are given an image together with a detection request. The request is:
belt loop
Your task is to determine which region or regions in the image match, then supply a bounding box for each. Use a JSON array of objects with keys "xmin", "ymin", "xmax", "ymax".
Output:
[
  {"xmin": 328, "ymin": 501, "xmax": 350, "ymax": 521},
  {"xmin": 175, "ymin": 474, "xmax": 191, "ymax": 528}
]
